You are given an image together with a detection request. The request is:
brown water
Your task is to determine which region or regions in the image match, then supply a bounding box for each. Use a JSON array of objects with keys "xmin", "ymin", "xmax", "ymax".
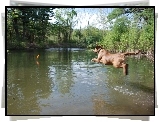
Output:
[{"xmin": 7, "ymin": 48, "xmax": 154, "ymax": 115}]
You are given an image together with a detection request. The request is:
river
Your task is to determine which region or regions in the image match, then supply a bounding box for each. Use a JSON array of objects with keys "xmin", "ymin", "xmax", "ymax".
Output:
[{"xmin": 7, "ymin": 48, "xmax": 154, "ymax": 115}]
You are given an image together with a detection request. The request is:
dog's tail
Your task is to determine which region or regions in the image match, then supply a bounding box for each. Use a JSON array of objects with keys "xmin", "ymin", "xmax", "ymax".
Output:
[{"xmin": 122, "ymin": 50, "xmax": 141, "ymax": 56}]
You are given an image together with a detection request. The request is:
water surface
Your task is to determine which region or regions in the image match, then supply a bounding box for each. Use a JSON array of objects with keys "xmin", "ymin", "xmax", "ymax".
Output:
[{"xmin": 7, "ymin": 48, "xmax": 154, "ymax": 115}]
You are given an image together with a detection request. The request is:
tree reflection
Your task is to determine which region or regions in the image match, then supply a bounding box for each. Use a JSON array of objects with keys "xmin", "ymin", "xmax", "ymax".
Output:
[
  {"xmin": 7, "ymin": 51, "xmax": 53, "ymax": 115},
  {"xmin": 48, "ymin": 49, "xmax": 74, "ymax": 95}
]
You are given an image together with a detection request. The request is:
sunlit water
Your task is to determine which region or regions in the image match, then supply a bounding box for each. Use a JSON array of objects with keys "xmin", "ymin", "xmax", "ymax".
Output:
[{"xmin": 7, "ymin": 48, "xmax": 154, "ymax": 115}]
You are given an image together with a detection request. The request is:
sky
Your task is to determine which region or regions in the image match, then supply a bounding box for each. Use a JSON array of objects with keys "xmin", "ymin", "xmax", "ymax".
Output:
[
  {"xmin": 49, "ymin": 8, "xmax": 113, "ymax": 29},
  {"xmin": 74, "ymin": 8, "xmax": 113, "ymax": 29}
]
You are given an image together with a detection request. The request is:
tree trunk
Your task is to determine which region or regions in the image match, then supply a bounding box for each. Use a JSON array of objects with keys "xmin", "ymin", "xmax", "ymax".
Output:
[{"xmin": 13, "ymin": 18, "xmax": 19, "ymax": 42}]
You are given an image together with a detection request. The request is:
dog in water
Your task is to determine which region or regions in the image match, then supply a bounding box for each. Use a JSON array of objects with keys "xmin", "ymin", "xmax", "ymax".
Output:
[{"xmin": 91, "ymin": 46, "xmax": 140, "ymax": 75}]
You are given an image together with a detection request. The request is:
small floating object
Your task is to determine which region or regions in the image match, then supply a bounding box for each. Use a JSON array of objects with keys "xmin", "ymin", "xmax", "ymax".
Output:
[{"xmin": 36, "ymin": 55, "xmax": 39, "ymax": 59}]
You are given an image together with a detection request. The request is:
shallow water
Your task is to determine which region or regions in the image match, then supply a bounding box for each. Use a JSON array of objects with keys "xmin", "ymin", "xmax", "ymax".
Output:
[{"xmin": 7, "ymin": 48, "xmax": 154, "ymax": 115}]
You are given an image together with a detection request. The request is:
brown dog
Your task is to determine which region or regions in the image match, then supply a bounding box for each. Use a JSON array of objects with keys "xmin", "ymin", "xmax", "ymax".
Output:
[{"xmin": 91, "ymin": 46, "xmax": 140, "ymax": 75}]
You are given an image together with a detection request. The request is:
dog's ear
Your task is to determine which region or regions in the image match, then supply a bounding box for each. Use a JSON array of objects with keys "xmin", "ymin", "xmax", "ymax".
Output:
[{"xmin": 95, "ymin": 45, "xmax": 103, "ymax": 50}]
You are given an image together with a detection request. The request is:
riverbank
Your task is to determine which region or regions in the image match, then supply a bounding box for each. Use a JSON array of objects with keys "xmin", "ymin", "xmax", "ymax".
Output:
[
  {"xmin": 7, "ymin": 47, "xmax": 154, "ymax": 63},
  {"xmin": 7, "ymin": 42, "xmax": 86, "ymax": 50}
]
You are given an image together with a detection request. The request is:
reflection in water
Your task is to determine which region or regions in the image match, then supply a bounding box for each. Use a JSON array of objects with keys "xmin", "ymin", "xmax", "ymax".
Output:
[
  {"xmin": 7, "ymin": 48, "xmax": 154, "ymax": 115},
  {"xmin": 48, "ymin": 49, "xmax": 74, "ymax": 95},
  {"xmin": 36, "ymin": 61, "xmax": 39, "ymax": 65}
]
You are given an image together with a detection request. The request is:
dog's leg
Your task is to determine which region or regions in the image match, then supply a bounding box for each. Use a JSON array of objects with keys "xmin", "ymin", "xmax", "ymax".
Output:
[
  {"xmin": 126, "ymin": 64, "xmax": 128, "ymax": 75},
  {"xmin": 91, "ymin": 56, "xmax": 102, "ymax": 63},
  {"xmin": 91, "ymin": 58, "xmax": 98, "ymax": 62},
  {"xmin": 113, "ymin": 62, "xmax": 128, "ymax": 75},
  {"xmin": 122, "ymin": 63, "xmax": 128, "ymax": 75}
]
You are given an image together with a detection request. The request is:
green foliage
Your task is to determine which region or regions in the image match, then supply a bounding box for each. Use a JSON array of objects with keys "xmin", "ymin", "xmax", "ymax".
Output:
[
  {"xmin": 52, "ymin": 8, "xmax": 77, "ymax": 43},
  {"xmin": 99, "ymin": 8, "xmax": 154, "ymax": 53},
  {"xmin": 111, "ymin": 16, "xmax": 130, "ymax": 42},
  {"xmin": 7, "ymin": 8, "xmax": 55, "ymax": 49},
  {"xmin": 70, "ymin": 25, "xmax": 104, "ymax": 48},
  {"xmin": 107, "ymin": 8, "xmax": 124, "ymax": 21}
]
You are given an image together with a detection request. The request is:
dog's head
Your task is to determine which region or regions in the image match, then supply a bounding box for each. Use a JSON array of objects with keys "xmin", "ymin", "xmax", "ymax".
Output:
[{"xmin": 93, "ymin": 46, "xmax": 103, "ymax": 53}]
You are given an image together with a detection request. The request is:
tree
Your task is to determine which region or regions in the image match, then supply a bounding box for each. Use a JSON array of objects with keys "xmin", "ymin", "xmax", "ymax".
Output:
[
  {"xmin": 101, "ymin": 8, "xmax": 154, "ymax": 52},
  {"xmin": 53, "ymin": 8, "xmax": 77, "ymax": 43},
  {"xmin": 7, "ymin": 7, "xmax": 55, "ymax": 49}
]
